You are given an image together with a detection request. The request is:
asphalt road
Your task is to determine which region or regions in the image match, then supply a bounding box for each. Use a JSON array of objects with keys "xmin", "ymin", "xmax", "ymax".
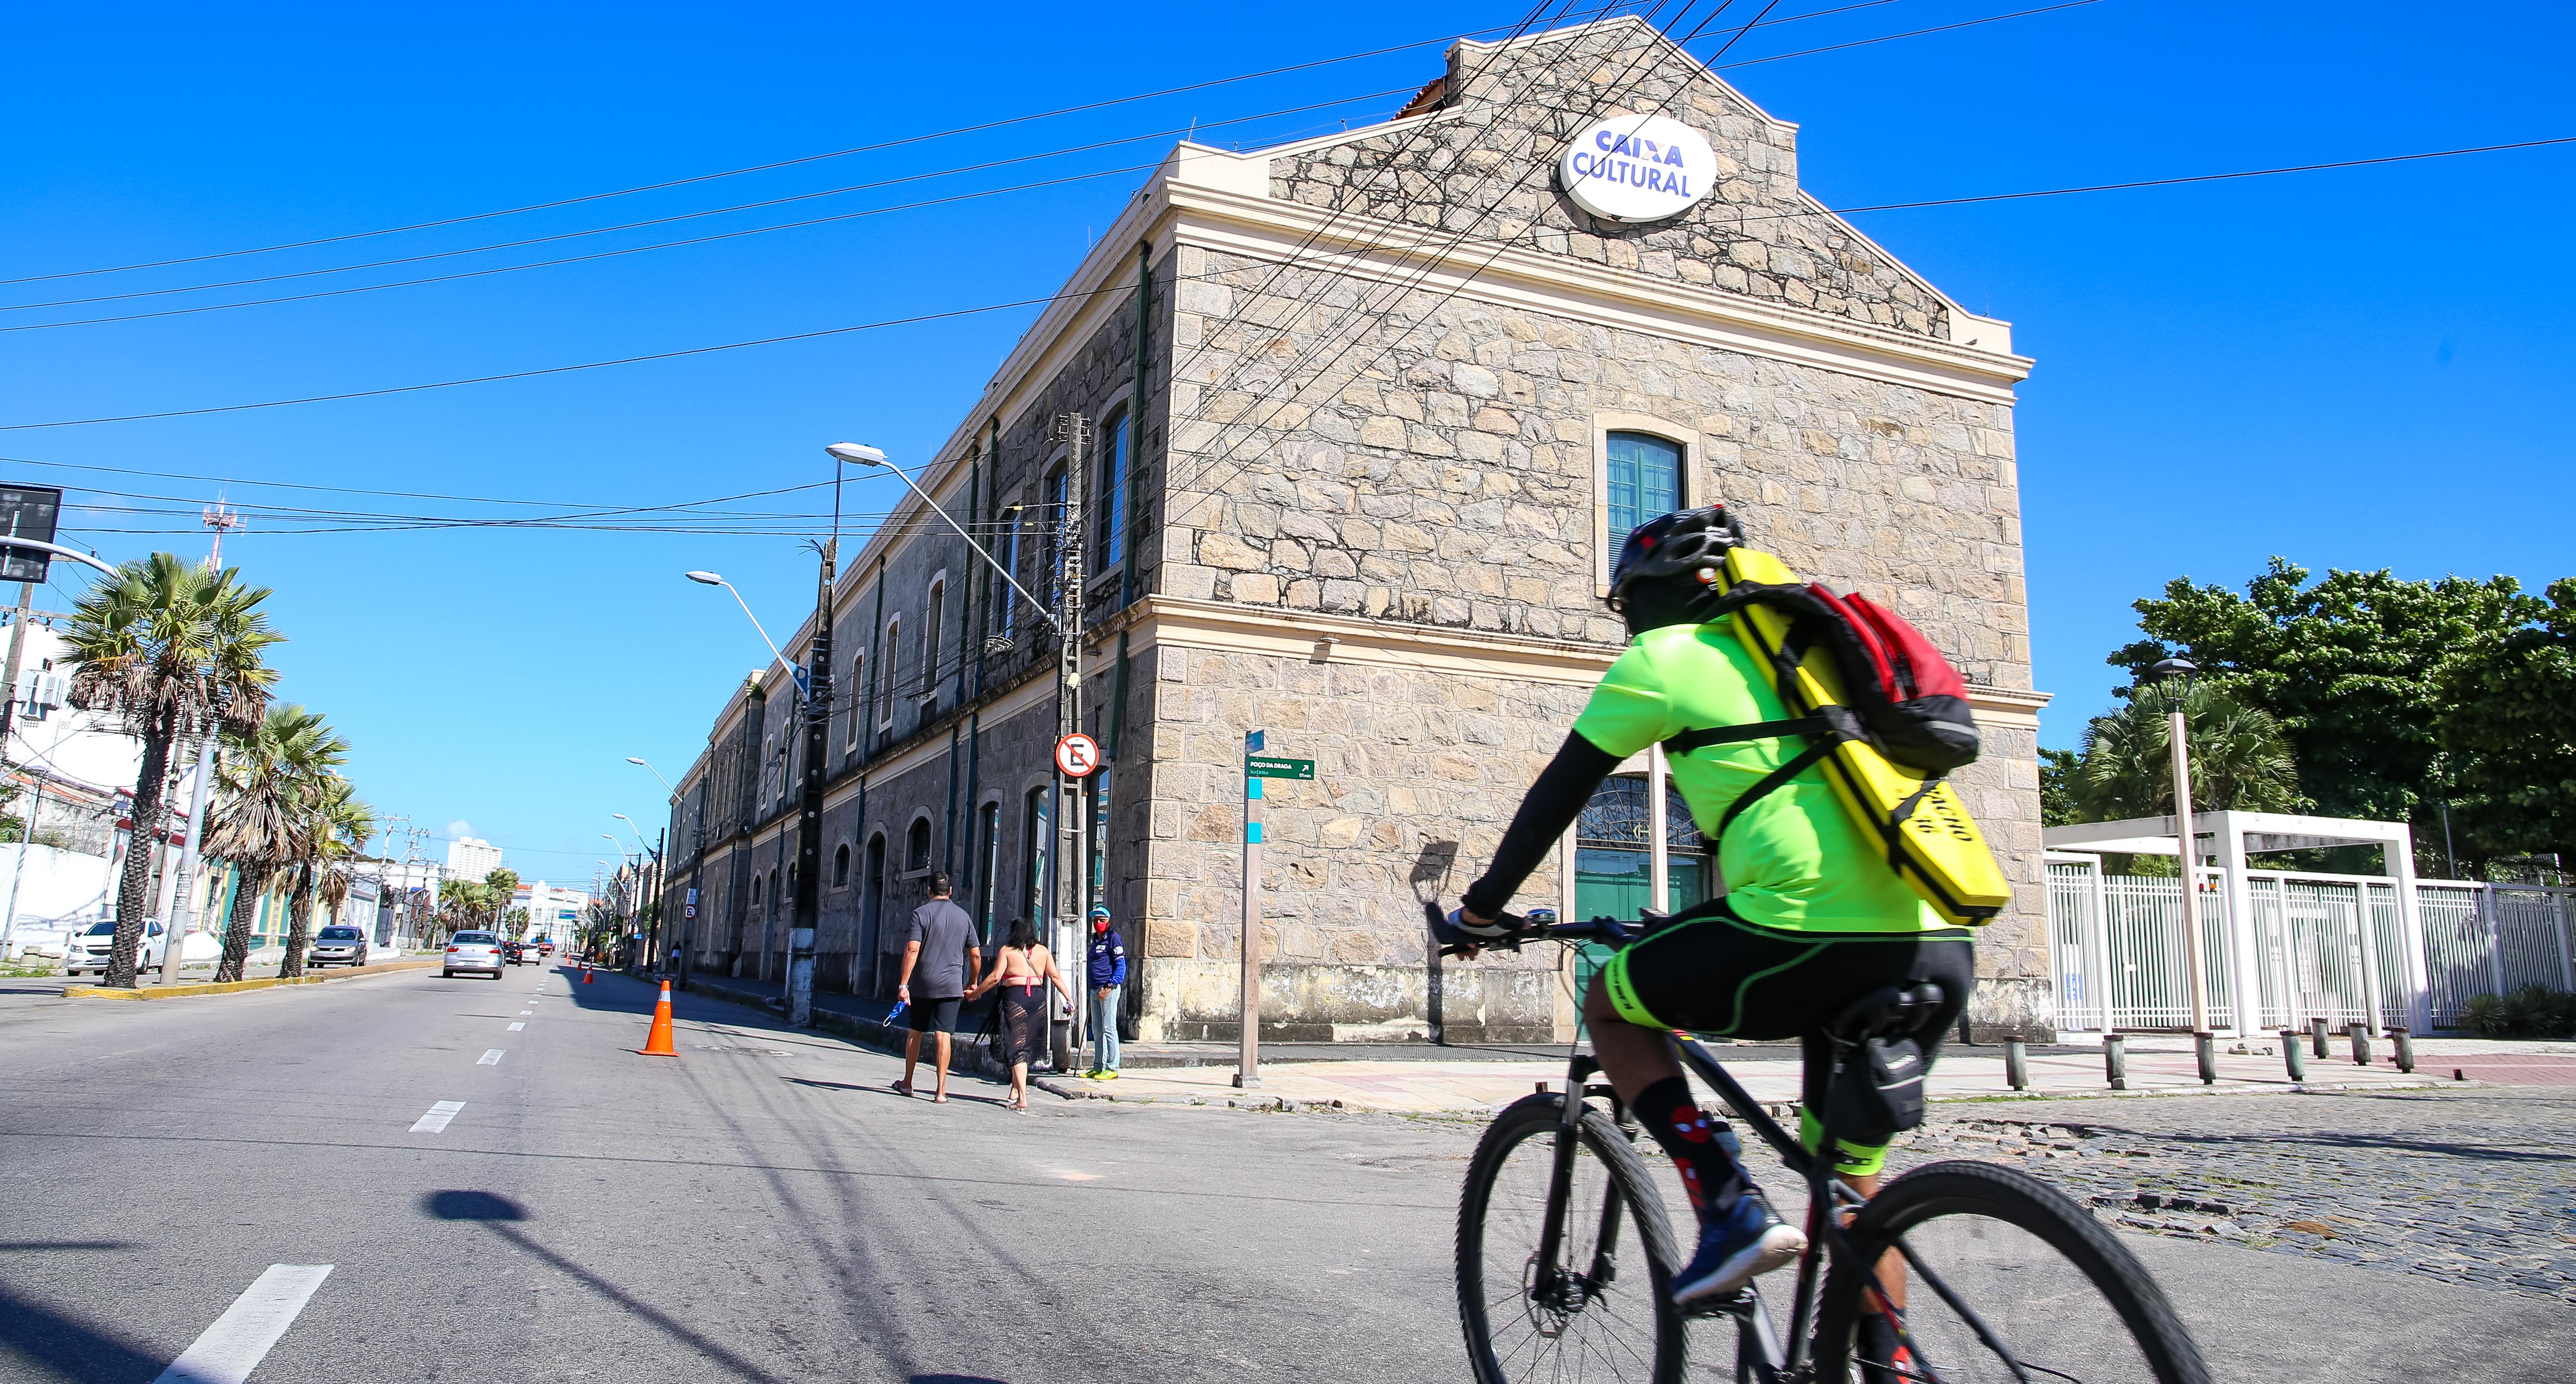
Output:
[{"xmin": 2, "ymin": 966, "xmax": 2569, "ymax": 1384}]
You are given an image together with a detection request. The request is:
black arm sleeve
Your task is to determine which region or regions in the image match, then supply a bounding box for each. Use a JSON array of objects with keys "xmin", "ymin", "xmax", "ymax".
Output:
[{"xmin": 1461, "ymin": 730, "xmax": 1622, "ymax": 919}]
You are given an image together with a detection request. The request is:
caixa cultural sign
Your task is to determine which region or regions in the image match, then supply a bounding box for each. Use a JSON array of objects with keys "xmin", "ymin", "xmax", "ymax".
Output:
[{"xmin": 1557, "ymin": 113, "xmax": 1716, "ymax": 223}]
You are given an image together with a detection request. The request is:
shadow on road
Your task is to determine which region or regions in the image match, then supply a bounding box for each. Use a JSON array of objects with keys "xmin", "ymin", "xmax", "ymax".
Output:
[
  {"xmin": 420, "ymin": 1190, "xmax": 797, "ymax": 1384},
  {"xmin": 0, "ymin": 1281, "xmax": 170, "ymax": 1383}
]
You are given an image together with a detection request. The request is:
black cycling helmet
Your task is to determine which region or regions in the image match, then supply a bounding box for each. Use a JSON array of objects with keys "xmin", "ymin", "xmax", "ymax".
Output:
[{"xmin": 1607, "ymin": 506, "xmax": 1747, "ymax": 621}]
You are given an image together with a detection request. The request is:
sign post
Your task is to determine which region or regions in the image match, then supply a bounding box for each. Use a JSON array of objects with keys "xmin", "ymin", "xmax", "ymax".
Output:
[
  {"xmin": 1239, "ymin": 730, "xmax": 1264, "ymax": 1089},
  {"xmin": 1233, "ymin": 740, "xmax": 1315, "ymax": 1089}
]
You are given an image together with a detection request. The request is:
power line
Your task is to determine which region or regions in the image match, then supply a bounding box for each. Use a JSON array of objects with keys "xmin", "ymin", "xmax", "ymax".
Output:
[
  {"xmin": 1715, "ymin": 0, "xmax": 2102, "ymax": 67},
  {"xmin": 0, "ymin": 88, "xmax": 1420, "ymax": 322},
  {"xmin": 4, "ymin": 3, "xmax": 1907, "ymax": 291},
  {"xmin": 6, "ymin": 129, "xmax": 2564, "ymax": 431}
]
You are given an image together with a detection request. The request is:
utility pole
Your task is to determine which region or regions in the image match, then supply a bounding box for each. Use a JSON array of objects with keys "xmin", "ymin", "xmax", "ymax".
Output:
[
  {"xmin": 788, "ymin": 541, "xmax": 834, "ymax": 1027},
  {"xmin": 1050, "ymin": 412, "xmax": 1088, "ymax": 1074},
  {"xmin": 2147, "ymin": 659, "xmax": 2216, "ymax": 1085}
]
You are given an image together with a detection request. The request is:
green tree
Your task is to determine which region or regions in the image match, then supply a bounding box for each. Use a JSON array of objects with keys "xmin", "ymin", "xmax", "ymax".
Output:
[
  {"xmin": 2039, "ymin": 747, "xmax": 2080, "ymax": 828},
  {"xmin": 66, "ymin": 555, "xmax": 281, "ymax": 986},
  {"xmin": 277, "ymin": 773, "xmax": 370, "ymax": 979},
  {"xmin": 2440, "ymin": 577, "xmax": 2576, "ymax": 868},
  {"xmin": 483, "ymin": 867, "xmax": 521, "ymax": 930},
  {"xmin": 2110, "ymin": 557, "xmax": 2539, "ymax": 838},
  {"xmin": 2070, "ymin": 682, "xmax": 2303, "ymax": 822},
  {"xmin": 206, "ymin": 705, "xmax": 343, "ymax": 982}
]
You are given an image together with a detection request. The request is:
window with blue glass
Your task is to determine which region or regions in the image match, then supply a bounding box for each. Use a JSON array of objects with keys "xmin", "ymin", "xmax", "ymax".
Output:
[
  {"xmin": 1094, "ymin": 410, "xmax": 1129, "ymax": 574},
  {"xmin": 1605, "ymin": 431, "xmax": 1684, "ymax": 545}
]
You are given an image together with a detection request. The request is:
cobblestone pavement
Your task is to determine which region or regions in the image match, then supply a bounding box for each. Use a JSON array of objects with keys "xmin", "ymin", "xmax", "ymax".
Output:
[{"xmin": 1867, "ymin": 1087, "xmax": 2576, "ymax": 1305}]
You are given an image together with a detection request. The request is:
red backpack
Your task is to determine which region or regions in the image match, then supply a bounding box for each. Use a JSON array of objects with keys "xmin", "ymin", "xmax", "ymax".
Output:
[{"xmin": 1673, "ymin": 580, "xmax": 1980, "ymax": 777}]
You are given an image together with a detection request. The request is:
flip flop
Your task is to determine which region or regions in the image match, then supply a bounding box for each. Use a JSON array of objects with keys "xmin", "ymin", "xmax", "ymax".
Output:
[
  {"xmin": 933, "ymin": 1094, "xmax": 950, "ymax": 1104},
  {"xmin": 892, "ymin": 1080, "xmax": 913, "ymax": 1096}
]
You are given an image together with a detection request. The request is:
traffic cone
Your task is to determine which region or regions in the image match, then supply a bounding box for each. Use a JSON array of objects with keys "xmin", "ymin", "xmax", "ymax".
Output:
[
  {"xmin": 639, "ymin": 979, "xmax": 678, "ymax": 1057},
  {"xmin": 582, "ymin": 963, "xmax": 594, "ymax": 985}
]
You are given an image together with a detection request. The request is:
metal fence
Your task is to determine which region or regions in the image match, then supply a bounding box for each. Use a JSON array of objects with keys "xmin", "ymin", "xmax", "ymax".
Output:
[{"xmin": 2047, "ymin": 856, "xmax": 2576, "ymax": 1033}]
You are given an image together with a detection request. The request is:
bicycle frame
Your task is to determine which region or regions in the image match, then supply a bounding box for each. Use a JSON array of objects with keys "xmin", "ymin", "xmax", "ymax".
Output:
[{"xmin": 1504, "ymin": 911, "xmax": 1884, "ymax": 1381}]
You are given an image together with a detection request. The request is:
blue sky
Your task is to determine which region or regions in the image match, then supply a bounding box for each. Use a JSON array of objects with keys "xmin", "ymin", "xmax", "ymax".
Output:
[{"xmin": 4, "ymin": 0, "xmax": 2569, "ymax": 875}]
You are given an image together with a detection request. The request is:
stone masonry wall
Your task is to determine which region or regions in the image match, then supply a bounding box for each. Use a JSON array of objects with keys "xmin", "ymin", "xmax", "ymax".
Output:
[
  {"xmin": 1135, "ymin": 643, "xmax": 1588, "ymax": 1043},
  {"xmin": 1268, "ymin": 19, "xmax": 1949, "ymax": 340}
]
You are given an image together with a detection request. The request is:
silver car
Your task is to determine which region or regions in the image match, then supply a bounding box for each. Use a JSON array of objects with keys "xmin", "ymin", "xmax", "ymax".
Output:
[
  {"xmin": 308, "ymin": 925, "xmax": 369, "ymax": 968},
  {"xmin": 441, "ymin": 931, "xmax": 504, "ymax": 980}
]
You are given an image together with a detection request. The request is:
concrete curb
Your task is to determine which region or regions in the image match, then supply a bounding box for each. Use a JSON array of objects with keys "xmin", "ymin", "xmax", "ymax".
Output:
[{"xmin": 66, "ymin": 958, "xmax": 440, "ymax": 1000}]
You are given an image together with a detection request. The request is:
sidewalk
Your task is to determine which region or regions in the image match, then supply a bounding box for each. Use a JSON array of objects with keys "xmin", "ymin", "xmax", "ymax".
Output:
[{"xmin": 1040, "ymin": 1033, "xmax": 2454, "ymax": 1115}]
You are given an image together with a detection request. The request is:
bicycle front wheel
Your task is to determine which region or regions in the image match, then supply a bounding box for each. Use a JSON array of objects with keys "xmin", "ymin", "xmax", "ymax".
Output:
[
  {"xmin": 1815, "ymin": 1159, "xmax": 2210, "ymax": 1384},
  {"xmin": 1455, "ymin": 1093, "xmax": 1686, "ymax": 1384}
]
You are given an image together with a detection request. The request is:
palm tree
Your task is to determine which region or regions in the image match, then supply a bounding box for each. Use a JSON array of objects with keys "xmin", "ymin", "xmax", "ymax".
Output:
[
  {"xmin": 205, "ymin": 706, "xmax": 342, "ymax": 982},
  {"xmin": 483, "ymin": 867, "xmax": 520, "ymax": 932},
  {"xmin": 65, "ymin": 555, "xmax": 280, "ymax": 987},
  {"xmin": 2071, "ymin": 681, "xmax": 2304, "ymax": 822},
  {"xmin": 278, "ymin": 773, "xmax": 370, "ymax": 979}
]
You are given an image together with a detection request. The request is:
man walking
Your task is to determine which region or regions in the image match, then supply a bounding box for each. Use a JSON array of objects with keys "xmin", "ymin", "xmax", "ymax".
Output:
[
  {"xmin": 894, "ymin": 874, "xmax": 980, "ymax": 1103},
  {"xmin": 1085, "ymin": 904, "xmax": 1126, "ymax": 1079}
]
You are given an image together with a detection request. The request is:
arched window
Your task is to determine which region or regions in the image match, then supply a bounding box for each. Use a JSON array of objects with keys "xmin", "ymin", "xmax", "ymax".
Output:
[
  {"xmin": 1095, "ymin": 409, "xmax": 1129, "ymax": 573},
  {"xmin": 1022, "ymin": 786, "xmax": 1052, "ymax": 925},
  {"xmin": 1605, "ymin": 431, "xmax": 1685, "ymax": 545},
  {"xmin": 833, "ymin": 843, "xmax": 851, "ymax": 888},
  {"xmin": 906, "ymin": 816, "xmax": 932, "ymax": 875},
  {"xmin": 1573, "ymin": 775, "xmax": 1705, "ymax": 920},
  {"xmin": 879, "ymin": 617, "xmax": 901, "ymax": 730},
  {"xmin": 750, "ymin": 873, "xmax": 765, "ymax": 914},
  {"xmin": 972, "ymin": 800, "xmax": 1001, "ymax": 939},
  {"xmin": 922, "ymin": 578, "xmax": 946, "ymax": 708}
]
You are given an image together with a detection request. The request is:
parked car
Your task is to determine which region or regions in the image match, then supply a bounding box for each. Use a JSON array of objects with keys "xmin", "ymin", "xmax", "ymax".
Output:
[
  {"xmin": 441, "ymin": 931, "xmax": 504, "ymax": 979},
  {"xmin": 307, "ymin": 925, "xmax": 370, "ymax": 968},
  {"xmin": 64, "ymin": 920, "xmax": 168, "ymax": 977}
]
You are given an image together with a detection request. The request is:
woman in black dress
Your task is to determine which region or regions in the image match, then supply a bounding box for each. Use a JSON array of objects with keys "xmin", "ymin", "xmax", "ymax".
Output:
[{"xmin": 964, "ymin": 916, "xmax": 1074, "ymax": 1112}]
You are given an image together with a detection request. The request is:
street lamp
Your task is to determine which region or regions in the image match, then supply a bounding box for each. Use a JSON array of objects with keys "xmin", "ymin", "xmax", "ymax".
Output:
[
  {"xmin": 828, "ymin": 442, "xmax": 1059, "ymax": 630},
  {"xmin": 2142, "ymin": 657, "xmax": 2215, "ymax": 1084},
  {"xmin": 686, "ymin": 571, "xmax": 807, "ymax": 698},
  {"xmin": 625, "ymin": 756, "xmax": 674, "ymax": 793}
]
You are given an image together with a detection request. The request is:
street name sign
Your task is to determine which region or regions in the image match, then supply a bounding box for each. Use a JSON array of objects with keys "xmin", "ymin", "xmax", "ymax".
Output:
[
  {"xmin": 0, "ymin": 484, "xmax": 63, "ymax": 585},
  {"xmin": 1247, "ymin": 756, "xmax": 1314, "ymax": 781}
]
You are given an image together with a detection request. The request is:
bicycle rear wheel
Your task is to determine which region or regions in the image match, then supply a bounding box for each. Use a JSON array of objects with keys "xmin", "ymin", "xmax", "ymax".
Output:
[
  {"xmin": 1815, "ymin": 1159, "xmax": 2210, "ymax": 1384},
  {"xmin": 1456, "ymin": 1093, "xmax": 1686, "ymax": 1384}
]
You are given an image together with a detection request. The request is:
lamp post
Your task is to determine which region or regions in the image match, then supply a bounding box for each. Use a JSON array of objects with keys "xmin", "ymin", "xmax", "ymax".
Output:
[
  {"xmin": 833, "ymin": 438, "xmax": 1083, "ymax": 1065},
  {"xmin": 629, "ymin": 756, "xmax": 700, "ymax": 985},
  {"xmin": 2145, "ymin": 657, "xmax": 2216, "ymax": 1084},
  {"xmin": 613, "ymin": 813, "xmax": 665, "ymax": 972}
]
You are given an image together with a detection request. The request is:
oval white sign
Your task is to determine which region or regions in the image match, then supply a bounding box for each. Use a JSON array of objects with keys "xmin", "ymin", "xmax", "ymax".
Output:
[{"xmin": 1558, "ymin": 113, "xmax": 1716, "ymax": 224}]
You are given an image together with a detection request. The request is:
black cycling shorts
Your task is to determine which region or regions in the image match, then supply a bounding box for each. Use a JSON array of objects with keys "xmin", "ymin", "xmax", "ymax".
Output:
[{"xmin": 1598, "ymin": 898, "xmax": 1973, "ymax": 1175}]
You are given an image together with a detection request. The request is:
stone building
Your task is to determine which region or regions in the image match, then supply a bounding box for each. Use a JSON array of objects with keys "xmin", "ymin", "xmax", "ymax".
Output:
[{"xmin": 661, "ymin": 15, "xmax": 2051, "ymax": 1044}]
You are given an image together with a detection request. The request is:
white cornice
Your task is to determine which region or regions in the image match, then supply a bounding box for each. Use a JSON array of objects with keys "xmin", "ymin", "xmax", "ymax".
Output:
[{"xmin": 1111, "ymin": 594, "xmax": 2048, "ymax": 727}]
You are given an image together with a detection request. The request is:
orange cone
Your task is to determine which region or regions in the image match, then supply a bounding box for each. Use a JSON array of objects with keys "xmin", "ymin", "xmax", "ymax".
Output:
[
  {"xmin": 582, "ymin": 963, "xmax": 594, "ymax": 985},
  {"xmin": 639, "ymin": 979, "xmax": 678, "ymax": 1057}
]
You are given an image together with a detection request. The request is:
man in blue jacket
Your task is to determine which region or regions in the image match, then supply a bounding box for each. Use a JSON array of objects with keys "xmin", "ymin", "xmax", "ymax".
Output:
[{"xmin": 1085, "ymin": 905, "xmax": 1127, "ymax": 1079}]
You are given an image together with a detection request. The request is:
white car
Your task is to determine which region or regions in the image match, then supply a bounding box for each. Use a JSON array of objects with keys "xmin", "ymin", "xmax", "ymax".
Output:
[
  {"xmin": 441, "ymin": 931, "xmax": 504, "ymax": 980},
  {"xmin": 63, "ymin": 920, "xmax": 169, "ymax": 976}
]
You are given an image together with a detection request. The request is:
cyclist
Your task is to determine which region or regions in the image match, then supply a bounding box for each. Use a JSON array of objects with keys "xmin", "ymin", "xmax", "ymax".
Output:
[{"xmin": 1439, "ymin": 506, "xmax": 1971, "ymax": 1352}]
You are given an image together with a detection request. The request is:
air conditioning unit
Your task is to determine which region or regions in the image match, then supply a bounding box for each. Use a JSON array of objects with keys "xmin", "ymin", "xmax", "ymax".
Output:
[{"xmin": 16, "ymin": 670, "xmax": 68, "ymax": 720}]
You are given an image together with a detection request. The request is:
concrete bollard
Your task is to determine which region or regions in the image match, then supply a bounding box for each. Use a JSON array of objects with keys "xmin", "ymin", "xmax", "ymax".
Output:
[
  {"xmin": 2005, "ymin": 1037, "xmax": 2029, "ymax": 1091},
  {"xmin": 2348, "ymin": 1022, "xmax": 2371, "ymax": 1068},
  {"xmin": 2310, "ymin": 1016, "xmax": 2330, "ymax": 1058},
  {"xmin": 2195, "ymin": 1031, "xmax": 2217, "ymax": 1086},
  {"xmin": 2392, "ymin": 1027, "xmax": 2415, "ymax": 1074},
  {"xmin": 2103, "ymin": 1033, "xmax": 2127, "ymax": 1090},
  {"xmin": 2281, "ymin": 1028, "xmax": 2306, "ymax": 1082}
]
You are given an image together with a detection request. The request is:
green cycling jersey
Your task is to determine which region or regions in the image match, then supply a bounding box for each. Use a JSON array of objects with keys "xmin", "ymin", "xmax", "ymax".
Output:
[{"xmin": 1573, "ymin": 621, "xmax": 1943, "ymax": 935}]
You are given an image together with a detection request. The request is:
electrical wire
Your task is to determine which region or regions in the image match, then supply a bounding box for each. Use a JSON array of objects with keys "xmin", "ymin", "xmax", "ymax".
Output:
[
  {"xmin": 3, "ymin": 2, "xmax": 1911, "ymax": 290},
  {"xmin": 17, "ymin": 127, "xmax": 2559, "ymax": 436},
  {"xmin": 1715, "ymin": 0, "xmax": 2100, "ymax": 66}
]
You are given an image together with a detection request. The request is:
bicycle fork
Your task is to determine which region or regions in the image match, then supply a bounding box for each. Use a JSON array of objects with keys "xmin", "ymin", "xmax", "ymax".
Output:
[{"xmin": 1533, "ymin": 1053, "xmax": 1627, "ymax": 1311}]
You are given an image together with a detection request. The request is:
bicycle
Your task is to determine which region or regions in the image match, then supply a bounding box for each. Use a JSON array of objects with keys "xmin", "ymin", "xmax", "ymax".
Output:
[{"xmin": 1435, "ymin": 904, "xmax": 2211, "ymax": 1384}]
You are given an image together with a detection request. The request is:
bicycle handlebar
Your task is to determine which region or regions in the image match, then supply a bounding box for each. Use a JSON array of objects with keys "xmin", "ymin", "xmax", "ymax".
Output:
[{"xmin": 1422, "ymin": 900, "xmax": 1638, "ymax": 957}]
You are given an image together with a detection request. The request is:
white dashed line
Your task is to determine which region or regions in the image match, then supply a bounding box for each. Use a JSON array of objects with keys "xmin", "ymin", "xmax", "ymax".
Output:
[
  {"xmin": 478, "ymin": 1049, "xmax": 504, "ymax": 1066},
  {"xmin": 508, "ymin": 1022, "xmax": 525, "ymax": 1031},
  {"xmin": 151, "ymin": 1263, "xmax": 333, "ymax": 1384},
  {"xmin": 409, "ymin": 1100, "xmax": 465, "ymax": 1133},
  {"xmin": 518, "ymin": 1010, "xmax": 531, "ymax": 1015}
]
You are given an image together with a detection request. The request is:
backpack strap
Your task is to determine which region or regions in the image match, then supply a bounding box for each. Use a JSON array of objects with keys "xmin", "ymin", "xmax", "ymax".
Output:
[
  {"xmin": 1715, "ymin": 740, "xmax": 1837, "ymax": 840},
  {"xmin": 1660, "ymin": 716, "xmax": 1831, "ymax": 756}
]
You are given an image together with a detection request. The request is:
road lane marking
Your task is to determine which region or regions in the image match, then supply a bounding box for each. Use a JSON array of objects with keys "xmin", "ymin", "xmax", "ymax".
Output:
[
  {"xmin": 152, "ymin": 1263, "xmax": 333, "ymax": 1384},
  {"xmin": 478, "ymin": 1049, "xmax": 504, "ymax": 1066},
  {"xmin": 519, "ymin": 1010, "xmax": 531, "ymax": 1015},
  {"xmin": 508, "ymin": 1022, "xmax": 525, "ymax": 1031},
  {"xmin": 410, "ymin": 1101, "xmax": 465, "ymax": 1133}
]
